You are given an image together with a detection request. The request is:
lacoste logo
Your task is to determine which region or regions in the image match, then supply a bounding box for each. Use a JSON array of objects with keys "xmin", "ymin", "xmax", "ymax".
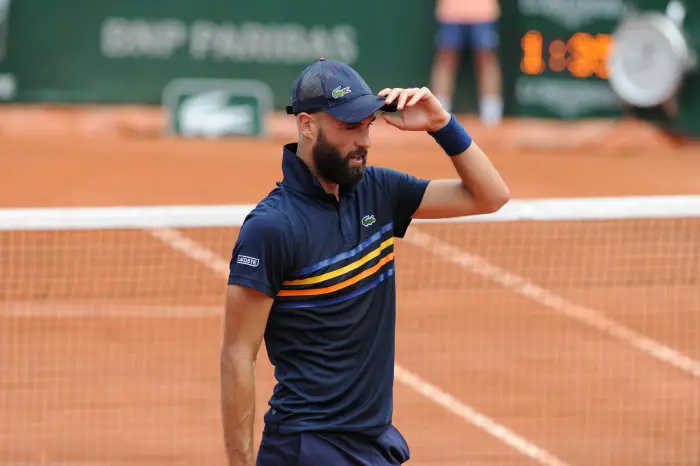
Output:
[
  {"xmin": 332, "ymin": 85, "xmax": 351, "ymax": 99},
  {"xmin": 237, "ymin": 255, "xmax": 259, "ymax": 267},
  {"xmin": 178, "ymin": 90, "xmax": 254, "ymax": 137},
  {"xmin": 361, "ymin": 215, "xmax": 376, "ymax": 227}
]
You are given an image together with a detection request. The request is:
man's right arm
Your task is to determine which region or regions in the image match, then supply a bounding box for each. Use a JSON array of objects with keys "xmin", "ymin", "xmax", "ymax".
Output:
[
  {"xmin": 221, "ymin": 211, "xmax": 292, "ymax": 466},
  {"xmin": 221, "ymin": 284, "xmax": 272, "ymax": 466}
]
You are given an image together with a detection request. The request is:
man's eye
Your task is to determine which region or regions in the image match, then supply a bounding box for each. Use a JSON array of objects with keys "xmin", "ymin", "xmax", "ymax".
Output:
[{"xmin": 345, "ymin": 120, "xmax": 374, "ymax": 130}]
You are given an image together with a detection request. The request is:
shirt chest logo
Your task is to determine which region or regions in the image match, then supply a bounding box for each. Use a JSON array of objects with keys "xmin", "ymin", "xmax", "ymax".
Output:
[{"xmin": 361, "ymin": 214, "xmax": 377, "ymax": 227}]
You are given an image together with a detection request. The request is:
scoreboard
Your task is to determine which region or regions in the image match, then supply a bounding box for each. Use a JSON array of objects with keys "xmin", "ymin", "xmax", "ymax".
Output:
[
  {"xmin": 500, "ymin": 0, "xmax": 629, "ymax": 119},
  {"xmin": 499, "ymin": 0, "xmax": 700, "ymax": 136},
  {"xmin": 520, "ymin": 30, "xmax": 612, "ymax": 79}
]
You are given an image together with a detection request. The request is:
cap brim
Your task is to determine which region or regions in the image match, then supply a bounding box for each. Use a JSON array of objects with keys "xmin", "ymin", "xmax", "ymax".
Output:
[{"xmin": 324, "ymin": 95, "xmax": 398, "ymax": 124}]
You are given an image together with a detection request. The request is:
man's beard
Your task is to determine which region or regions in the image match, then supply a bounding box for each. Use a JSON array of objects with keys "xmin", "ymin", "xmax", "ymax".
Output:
[{"xmin": 312, "ymin": 130, "xmax": 367, "ymax": 189}]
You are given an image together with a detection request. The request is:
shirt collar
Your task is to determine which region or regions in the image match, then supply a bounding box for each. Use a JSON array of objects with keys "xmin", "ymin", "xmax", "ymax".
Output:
[{"xmin": 281, "ymin": 143, "xmax": 358, "ymax": 199}]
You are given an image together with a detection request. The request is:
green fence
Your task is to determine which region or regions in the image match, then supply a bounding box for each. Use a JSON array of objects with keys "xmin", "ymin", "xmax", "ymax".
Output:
[
  {"xmin": 0, "ymin": 0, "xmax": 631, "ymax": 118},
  {"xmin": 1, "ymin": 0, "xmax": 698, "ymax": 132},
  {"xmin": 0, "ymin": 0, "xmax": 518, "ymax": 116},
  {"xmin": 0, "ymin": 0, "xmax": 482, "ymax": 110}
]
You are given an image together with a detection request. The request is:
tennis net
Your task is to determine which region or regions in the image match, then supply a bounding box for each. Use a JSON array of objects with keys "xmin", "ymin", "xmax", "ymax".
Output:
[{"xmin": 1, "ymin": 195, "xmax": 699, "ymax": 466}]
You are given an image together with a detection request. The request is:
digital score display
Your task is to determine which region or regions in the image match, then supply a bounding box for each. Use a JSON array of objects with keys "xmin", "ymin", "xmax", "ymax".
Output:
[{"xmin": 520, "ymin": 30, "xmax": 613, "ymax": 80}]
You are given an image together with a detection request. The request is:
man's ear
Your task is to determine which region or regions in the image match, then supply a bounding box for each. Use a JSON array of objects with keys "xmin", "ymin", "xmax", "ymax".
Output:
[{"xmin": 297, "ymin": 113, "xmax": 319, "ymax": 139}]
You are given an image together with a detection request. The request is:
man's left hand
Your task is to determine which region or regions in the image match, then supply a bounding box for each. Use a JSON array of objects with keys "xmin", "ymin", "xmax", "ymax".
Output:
[{"xmin": 378, "ymin": 87, "xmax": 451, "ymax": 132}]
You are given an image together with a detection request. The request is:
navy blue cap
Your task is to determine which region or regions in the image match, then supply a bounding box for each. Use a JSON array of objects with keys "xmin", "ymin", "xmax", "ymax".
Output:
[{"xmin": 285, "ymin": 58, "xmax": 398, "ymax": 123}]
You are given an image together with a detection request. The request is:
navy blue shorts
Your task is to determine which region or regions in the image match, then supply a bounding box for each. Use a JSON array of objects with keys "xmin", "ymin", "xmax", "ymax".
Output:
[
  {"xmin": 436, "ymin": 21, "xmax": 499, "ymax": 51},
  {"xmin": 256, "ymin": 425, "xmax": 410, "ymax": 465}
]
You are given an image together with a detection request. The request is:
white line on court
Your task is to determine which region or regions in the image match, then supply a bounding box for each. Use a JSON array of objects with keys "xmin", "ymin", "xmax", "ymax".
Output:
[
  {"xmin": 404, "ymin": 229, "xmax": 700, "ymax": 379},
  {"xmin": 1, "ymin": 302, "xmax": 222, "ymax": 318},
  {"xmin": 147, "ymin": 226, "xmax": 572, "ymax": 466},
  {"xmin": 0, "ymin": 463, "xmax": 192, "ymax": 466}
]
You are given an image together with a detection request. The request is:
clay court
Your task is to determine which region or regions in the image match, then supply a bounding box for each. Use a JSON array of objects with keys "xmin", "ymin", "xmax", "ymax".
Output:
[{"xmin": 1, "ymin": 108, "xmax": 699, "ymax": 465}]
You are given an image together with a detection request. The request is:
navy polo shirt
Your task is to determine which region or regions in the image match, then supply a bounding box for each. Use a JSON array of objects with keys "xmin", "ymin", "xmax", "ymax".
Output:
[{"xmin": 227, "ymin": 143, "xmax": 430, "ymax": 435}]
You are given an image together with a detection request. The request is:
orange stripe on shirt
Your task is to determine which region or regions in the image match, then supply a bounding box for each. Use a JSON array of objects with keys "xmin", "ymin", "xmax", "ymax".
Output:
[{"xmin": 277, "ymin": 253, "xmax": 395, "ymax": 297}]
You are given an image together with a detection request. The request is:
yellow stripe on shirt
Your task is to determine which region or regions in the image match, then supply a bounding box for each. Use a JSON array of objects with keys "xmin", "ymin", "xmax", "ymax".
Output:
[
  {"xmin": 282, "ymin": 237, "xmax": 394, "ymax": 286},
  {"xmin": 277, "ymin": 253, "xmax": 395, "ymax": 297}
]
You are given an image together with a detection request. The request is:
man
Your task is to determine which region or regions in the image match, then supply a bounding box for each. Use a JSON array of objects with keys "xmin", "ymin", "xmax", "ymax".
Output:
[
  {"xmin": 222, "ymin": 58, "xmax": 509, "ymax": 465},
  {"xmin": 429, "ymin": 0, "xmax": 503, "ymax": 127}
]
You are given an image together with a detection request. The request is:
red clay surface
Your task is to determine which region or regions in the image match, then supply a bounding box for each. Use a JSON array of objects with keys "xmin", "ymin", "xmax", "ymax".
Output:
[{"xmin": 1, "ymin": 108, "xmax": 699, "ymax": 465}]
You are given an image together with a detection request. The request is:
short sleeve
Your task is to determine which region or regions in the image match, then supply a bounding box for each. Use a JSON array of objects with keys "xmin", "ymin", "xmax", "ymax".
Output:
[
  {"xmin": 370, "ymin": 167, "xmax": 430, "ymax": 238},
  {"xmin": 227, "ymin": 211, "xmax": 293, "ymax": 298}
]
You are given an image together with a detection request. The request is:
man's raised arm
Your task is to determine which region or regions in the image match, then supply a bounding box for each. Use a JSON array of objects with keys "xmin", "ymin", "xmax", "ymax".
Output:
[{"xmin": 378, "ymin": 86, "xmax": 510, "ymax": 219}]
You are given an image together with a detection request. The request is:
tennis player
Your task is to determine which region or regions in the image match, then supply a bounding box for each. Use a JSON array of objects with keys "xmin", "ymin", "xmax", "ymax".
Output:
[{"xmin": 222, "ymin": 58, "xmax": 509, "ymax": 465}]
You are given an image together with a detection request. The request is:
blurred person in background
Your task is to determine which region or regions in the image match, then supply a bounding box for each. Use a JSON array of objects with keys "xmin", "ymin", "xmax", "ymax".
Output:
[{"xmin": 430, "ymin": 0, "xmax": 503, "ymax": 127}]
